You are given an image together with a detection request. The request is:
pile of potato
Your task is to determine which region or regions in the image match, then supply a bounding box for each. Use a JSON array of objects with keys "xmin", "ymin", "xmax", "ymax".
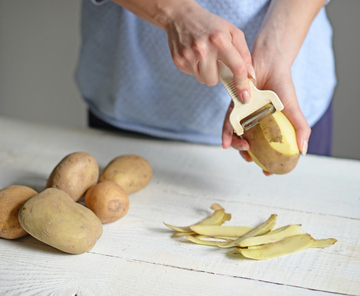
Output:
[{"xmin": 0, "ymin": 152, "xmax": 152, "ymax": 254}]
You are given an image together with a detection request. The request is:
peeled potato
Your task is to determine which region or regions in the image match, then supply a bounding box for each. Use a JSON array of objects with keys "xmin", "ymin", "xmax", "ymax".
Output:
[
  {"xmin": 85, "ymin": 180, "xmax": 129, "ymax": 224},
  {"xmin": 243, "ymin": 110, "xmax": 300, "ymax": 174},
  {"xmin": 46, "ymin": 152, "xmax": 99, "ymax": 201},
  {"xmin": 100, "ymin": 155, "xmax": 152, "ymax": 194},
  {"xmin": 0, "ymin": 185, "xmax": 37, "ymax": 239}
]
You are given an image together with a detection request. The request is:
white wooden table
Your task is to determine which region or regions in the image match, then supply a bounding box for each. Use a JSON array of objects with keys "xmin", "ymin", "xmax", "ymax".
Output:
[{"xmin": 0, "ymin": 116, "xmax": 359, "ymax": 296}]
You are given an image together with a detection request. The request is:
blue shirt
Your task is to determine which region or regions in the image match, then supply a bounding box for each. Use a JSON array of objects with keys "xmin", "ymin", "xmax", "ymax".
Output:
[{"xmin": 75, "ymin": 0, "xmax": 336, "ymax": 145}]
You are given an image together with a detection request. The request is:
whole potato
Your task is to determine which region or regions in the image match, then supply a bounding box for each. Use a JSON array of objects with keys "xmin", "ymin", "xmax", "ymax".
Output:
[
  {"xmin": 18, "ymin": 188, "xmax": 103, "ymax": 254},
  {"xmin": 0, "ymin": 185, "xmax": 37, "ymax": 239},
  {"xmin": 85, "ymin": 180, "xmax": 129, "ymax": 224},
  {"xmin": 99, "ymin": 155, "xmax": 152, "ymax": 194},
  {"xmin": 46, "ymin": 152, "xmax": 99, "ymax": 201}
]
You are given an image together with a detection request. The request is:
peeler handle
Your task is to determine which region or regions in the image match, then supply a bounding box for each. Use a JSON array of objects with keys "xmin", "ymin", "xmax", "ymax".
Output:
[{"xmin": 218, "ymin": 61, "xmax": 284, "ymax": 136}]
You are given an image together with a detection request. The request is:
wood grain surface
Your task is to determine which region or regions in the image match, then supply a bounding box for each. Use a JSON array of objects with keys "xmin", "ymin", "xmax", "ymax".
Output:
[{"xmin": 0, "ymin": 116, "xmax": 359, "ymax": 296}]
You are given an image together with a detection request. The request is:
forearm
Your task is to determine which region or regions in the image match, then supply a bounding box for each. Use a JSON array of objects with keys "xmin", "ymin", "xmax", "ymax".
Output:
[
  {"xmin": 254, "ymin": 0, "xmax": 327, "ymax": 65},
  {"xmin": 111, "ymin": 0, "xmax": 198, "ymax": 30},
  {"xmin": 112, "ymin": 0, "xmax": 254, "ymax": 97}
]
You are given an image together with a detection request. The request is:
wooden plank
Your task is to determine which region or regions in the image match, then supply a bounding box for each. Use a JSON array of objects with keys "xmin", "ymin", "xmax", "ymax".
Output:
[
  {"xmin": 0, "ymin": 239, "xmax": 340, "ymax": 296},
  {"xmin": 87, "ymin": 194, "xmax": 360, "ymax": 295},
  {"xmin": 0, "ymin": 117, "xmax": 359, "ymax": 219},
  {"xmin": 1, "ymin": 190, "xmax": 359, "ymax": 294},
  {"xmin": 0, "ymin": 116, "xmax": 359, "ymax": 295}
]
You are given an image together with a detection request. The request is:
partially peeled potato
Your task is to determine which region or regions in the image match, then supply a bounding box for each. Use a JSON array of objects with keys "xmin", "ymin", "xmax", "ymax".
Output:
[{"xmin": 243, "ymin": 110, "xmax": 300, "ymax": 174}]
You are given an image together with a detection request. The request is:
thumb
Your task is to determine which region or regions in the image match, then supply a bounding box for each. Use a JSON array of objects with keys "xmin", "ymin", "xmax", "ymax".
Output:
[{"xmin": 281, "ymin": 93, "xmax": 311, "ymax": 156}]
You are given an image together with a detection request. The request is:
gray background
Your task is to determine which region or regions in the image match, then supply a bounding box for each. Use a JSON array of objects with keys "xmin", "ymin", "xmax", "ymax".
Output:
[{"xmin": 0, "ymin": 0, "xmax": 359, "ymax": 160}]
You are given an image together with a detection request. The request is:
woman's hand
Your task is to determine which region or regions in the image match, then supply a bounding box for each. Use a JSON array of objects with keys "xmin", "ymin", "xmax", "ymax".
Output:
[
  {"xmin": 251, "ymin": 43, "xmax": 311, "ymax": 157},
  {"xmin": 164, "ymin": 1, "xmax": 255, "ymax": 103},
  {"xmin": 221, "ymin": 0, "xmax": 326, "ymax": 175},
  {"xmin": 111, "ymin": 0, "xmax": 254, "ymax": 101},
  {"xmin": 222, "ymin": 43, "xmax": 311, "ymax": 176}
]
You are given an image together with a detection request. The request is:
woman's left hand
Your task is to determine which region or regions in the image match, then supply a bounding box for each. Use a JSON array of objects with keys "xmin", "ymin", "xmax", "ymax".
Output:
[{"xmin": 221, "ymin": 41, "xmax": 311, "ymax": 176}]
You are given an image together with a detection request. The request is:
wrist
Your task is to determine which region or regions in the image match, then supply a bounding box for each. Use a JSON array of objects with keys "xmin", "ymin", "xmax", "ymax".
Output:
[
  {"xmin": 253, "ymin": 20, "xmax": 298, "ymax": 68},
  {"xmin": 253, "ymin": 0, "xmax": 327, "ymax": 67},
  {"xmin": 252, "ymin": 30, "xmax": 293, "ymax": 78},
  {"xmin": 153, "ymin": 0, "xmax": 200, "ymax": 30},
  {"xmin": 111, "ymin": 0, "xmax": 199, "ymax": 31}
]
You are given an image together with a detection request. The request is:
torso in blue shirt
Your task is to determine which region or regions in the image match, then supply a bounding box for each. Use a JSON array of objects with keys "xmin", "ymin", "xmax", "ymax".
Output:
[{"xmin": 76, "ymin": 0, "xmax": 336, "ymax": 145}]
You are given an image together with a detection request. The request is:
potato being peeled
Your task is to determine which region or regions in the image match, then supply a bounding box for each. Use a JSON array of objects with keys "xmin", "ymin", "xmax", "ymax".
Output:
[
  {"xmin": 46, "ymin": 152, "xmax": 99, "ymax": 201},
  {"xmin": 0, "ymin": 185, "xmax": 37, "ymax": 239},
  {"xmin": 18, "ymin": 188, "xmax": 103, "ymax": 254},
  {"xmin": 100, "ymin": 155, "xmax": 152, "ymax": 194},
  {"xmin": 85, "ymin": 180, "xmax": 129, "ymax": 224},
  {"xmin": 243, "ymin": 110, "xmax": 300, "ymax": 174}
]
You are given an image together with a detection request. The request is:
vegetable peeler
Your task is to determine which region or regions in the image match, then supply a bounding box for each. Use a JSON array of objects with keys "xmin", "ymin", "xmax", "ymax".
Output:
[{"xmin": 218, "ymin": 61, "xmax": 284, "ymax": 136}]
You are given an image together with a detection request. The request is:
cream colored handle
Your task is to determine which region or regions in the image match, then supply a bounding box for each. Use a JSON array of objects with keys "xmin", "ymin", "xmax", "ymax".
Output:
[{"xmin": 218, "ymin": 61, "xmax": 284, "ymax": 136}]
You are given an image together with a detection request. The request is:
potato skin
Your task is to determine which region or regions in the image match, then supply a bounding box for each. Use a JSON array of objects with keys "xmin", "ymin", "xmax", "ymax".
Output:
[
  {"xmin": 0, "ymin": 185, "xmax": 37, "ymax": 239},
  {"xmin": 100, "ymin": 155, "xmax": 152, "ymax": 194},
  {"xmin": 18, "ymin": 188, "xmax": 103, "ymax": 254},
  {"xmin": 243, "ymin": 112, "xmax": 300, "ymax": 174},
  {"xmin": 85, "ymin": 180, "xmax": 129, "ymax": 224},
  {"xmin": 46, "ymin": 152, "xmax": 99, "ymax": 201}
]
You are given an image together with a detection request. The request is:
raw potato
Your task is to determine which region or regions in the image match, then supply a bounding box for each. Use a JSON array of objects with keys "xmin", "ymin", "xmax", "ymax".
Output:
[
  {"xmin": 18, "ymin": 188, "xmax": 103, "ymax": 254},
  {"xmin": 100, "ymin": 155, "xmax": 152, "ymax": 194},
  {"xmin": 243, "ymin": 110, "xmax": 300, "ymax": 174},
  {"xmin": 46, "ymin": 152, "xmax": 99, "ymax": 201},
  {"xmin": 85, "ymin": 180, "xmax": 130, "ymax": 224},
  {"xmin": 0, "ymin": 185, "xmax": 37, "ymax": 239}
]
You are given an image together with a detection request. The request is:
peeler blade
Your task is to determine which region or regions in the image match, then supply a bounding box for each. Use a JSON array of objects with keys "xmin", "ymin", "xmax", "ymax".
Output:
[
  {"xmin": 241, "ymin": 105, "xmax": 276, "ymax": 132},
  {"xmin": 218, "ymin": 61, "xmax": 284, "ymax": 136}
]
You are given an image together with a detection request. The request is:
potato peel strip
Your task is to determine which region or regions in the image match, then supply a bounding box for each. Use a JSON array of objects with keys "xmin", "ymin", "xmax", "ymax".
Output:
[{"xmin": 164, "ymin": 204, "xmax": 337, "ymax": 260}]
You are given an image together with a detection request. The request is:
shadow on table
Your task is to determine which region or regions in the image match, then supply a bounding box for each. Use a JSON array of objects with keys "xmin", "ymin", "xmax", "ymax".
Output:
[
  {"xmin": 4, "ymin": 235, "xmax": 68, "ymax": 256},
  {"xmin": 2, "ymin": 169, "xmax": 47, "ymax": 193}
]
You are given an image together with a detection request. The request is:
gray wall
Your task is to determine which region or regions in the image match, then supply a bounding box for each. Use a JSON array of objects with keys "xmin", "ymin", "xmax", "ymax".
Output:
[
  {"xmin": 0, "ymin": 0, "xmax": 85, "ymax": 127},
  {"xmin": 0, "ymin": 0, "xmax": 359, "ymax": 160},
  {"xmin": 326, "ymin": 1, "xmax": 360, "ymax": 160}
]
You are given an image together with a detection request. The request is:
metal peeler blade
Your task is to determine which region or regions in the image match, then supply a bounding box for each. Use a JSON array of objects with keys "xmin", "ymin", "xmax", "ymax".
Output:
[{"xmin": 218, "ymin": 61, "xmax": 284, "ymax": 136}]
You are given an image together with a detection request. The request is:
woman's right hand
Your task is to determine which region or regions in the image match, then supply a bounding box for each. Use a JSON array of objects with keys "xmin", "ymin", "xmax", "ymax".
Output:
[{"xmin": 164, "ymin": 0, "xmax": 255, "ymax": 103}]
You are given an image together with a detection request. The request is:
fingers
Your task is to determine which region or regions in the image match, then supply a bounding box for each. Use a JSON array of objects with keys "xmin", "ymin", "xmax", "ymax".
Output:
[
  {"xmin": 222, "ymin": 106, "xmax": 273, "ymax": 177},
  {"xmin": 222, "ymin": 102, "xmax": 250, "ymax": 151},
  {"xmin": 222, "ymin": 102, "xmax": 235, "ymax": 149},
  {"xmin": 279, "ymin": 84, "xmax": 311, "ymax": 156},
  {"xmin": 240, "ymin": 151, "xmax": 272, "ymax": 176},
  {"xmin": 231, "ymin": 29, "xmax": 252, "ymax": 66},
  {"xmin": 284, "ymin": 102, "xmax": 311, "ymax": 155},
  {"xmin": 231, "ymin": 135, "xmax": 249, "ymax": 152},
  {"xmin": 198, "ymin": 58, "xmax": 219, "ymax": 86},
  {"xmin": 223, "ymin": 102, "xmax": 274, "ymax": 177},
  {"xmin": 218, "ymin": 28, "xmax": 253, "ymax": 102},
  {"xmin": 217, "ymin": 44, "xmax": 251, "ymax": 103},
  {"xmin": 239, "ymin": 151, "xmax": 252, "ymax": 162},
  {"xmin": 167, "ymin": 14, "xmax": 253, "ymax": 97}
]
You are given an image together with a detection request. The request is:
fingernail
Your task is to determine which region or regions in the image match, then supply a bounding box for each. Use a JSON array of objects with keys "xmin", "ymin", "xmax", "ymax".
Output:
[
  {"xmin": 238, "ymin": 144, "xmax": 248, "ymax": 151},
  {"xmin": 247, "ymin": 64, "xmax": 256, "ymax": 80},
  {"xmin": 302, "ymin": 140, "xmax": 308, "ymax": 156},
  {"xmin": 241, "ymin": 91, "xmax": 251, "ymax": 103}
]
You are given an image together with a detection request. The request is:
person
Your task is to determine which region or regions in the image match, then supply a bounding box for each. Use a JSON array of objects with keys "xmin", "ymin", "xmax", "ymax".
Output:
[{"xmin": 75, "ymin": 0, "xmax": 336, "ymax": 175}]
